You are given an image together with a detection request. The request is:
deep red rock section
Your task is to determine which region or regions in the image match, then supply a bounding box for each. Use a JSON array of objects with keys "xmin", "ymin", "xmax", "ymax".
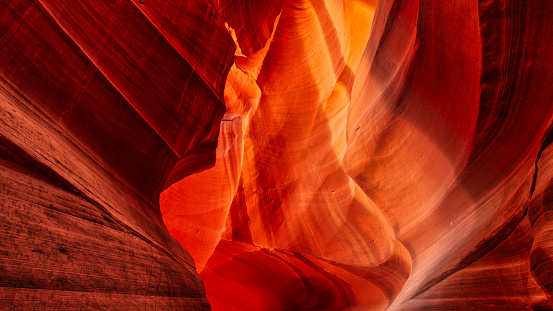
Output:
[
  {"xmin": 2, "ymin": 0, "xmax": 553, "ymax": 310},
  {"xmin": 0, "ymin": 0, "xmax": 233, "ymax": 309}
]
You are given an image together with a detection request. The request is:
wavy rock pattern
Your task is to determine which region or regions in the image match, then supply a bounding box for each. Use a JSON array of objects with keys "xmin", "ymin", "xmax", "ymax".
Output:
[
  {"xmin": 2, "ymin": 0, "xmax": 553, "ymax": 310},
  {"xmin": 0, "ymin": 0, "xmax": 233, "ymax": 309}
]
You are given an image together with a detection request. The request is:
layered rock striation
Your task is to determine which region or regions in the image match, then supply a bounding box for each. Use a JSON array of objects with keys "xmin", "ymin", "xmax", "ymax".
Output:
[{"xmin": 2, "ymin": 0, "xmax": 553, "ymax": 310}]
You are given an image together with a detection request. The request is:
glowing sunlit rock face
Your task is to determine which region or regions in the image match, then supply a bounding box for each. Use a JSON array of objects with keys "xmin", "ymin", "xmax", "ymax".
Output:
[{"xmin": 2, "ymin": 0, "xmax": 553, "ymax": 310}]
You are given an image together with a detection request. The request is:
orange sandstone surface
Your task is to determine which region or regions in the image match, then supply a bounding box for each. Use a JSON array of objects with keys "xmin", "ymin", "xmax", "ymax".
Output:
[{"xmin": 2, "ymin": 0, "xmax": 553, "ymax": 310}]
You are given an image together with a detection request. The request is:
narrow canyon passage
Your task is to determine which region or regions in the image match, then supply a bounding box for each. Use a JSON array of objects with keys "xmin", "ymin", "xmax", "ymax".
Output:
[{"xmin": 1, "ymin": 0, "xmax": 553, "ymax": 310}]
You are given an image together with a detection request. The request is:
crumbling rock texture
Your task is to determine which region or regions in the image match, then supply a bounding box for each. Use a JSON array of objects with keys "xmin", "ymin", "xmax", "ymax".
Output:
[{"xmin": 1, "ymin": 0, "xmax": 553, "ymax": 310}]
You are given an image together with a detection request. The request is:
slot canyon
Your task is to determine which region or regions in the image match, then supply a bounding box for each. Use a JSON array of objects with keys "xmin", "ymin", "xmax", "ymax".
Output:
[{"xmin": 1, "ymin": 0, "xmax": 553, "ymax": 310}]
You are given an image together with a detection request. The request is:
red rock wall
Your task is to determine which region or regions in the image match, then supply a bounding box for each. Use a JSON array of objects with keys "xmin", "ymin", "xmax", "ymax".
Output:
[
  {"xmin": 2, "ymin": 0, "xmax": 553, "ymax": 310},
  {"xmin": 0, "ymin": 0, "xmax": 233, "ymax": 309},
  {"xmin": 162, "ymin": 0, "xmax": 553, "ymax": 310}
]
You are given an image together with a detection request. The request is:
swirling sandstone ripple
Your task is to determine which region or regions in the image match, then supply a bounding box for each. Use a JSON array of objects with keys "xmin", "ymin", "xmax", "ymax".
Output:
[{"xmin": 2, "ymin": 0, "xmax": 553, "ymax": 310}]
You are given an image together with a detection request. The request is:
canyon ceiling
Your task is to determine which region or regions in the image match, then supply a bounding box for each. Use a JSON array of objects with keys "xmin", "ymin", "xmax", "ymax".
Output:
[{"xmin": 1, "ymin": 0, "xmax": 553, "ymax": 310}]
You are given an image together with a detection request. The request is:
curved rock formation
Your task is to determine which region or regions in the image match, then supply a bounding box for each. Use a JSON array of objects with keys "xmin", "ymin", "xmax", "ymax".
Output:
[
  {"xmin": 2, "ymin": 0, "xmax": 553, "ymax": 310},
  {"xmin": 162, "ymin": 0, "xmax": 553, "ymax": 310},
  {"xmin": 0, "ymin": 0, "xmax": 233, "ymax": 308}
]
